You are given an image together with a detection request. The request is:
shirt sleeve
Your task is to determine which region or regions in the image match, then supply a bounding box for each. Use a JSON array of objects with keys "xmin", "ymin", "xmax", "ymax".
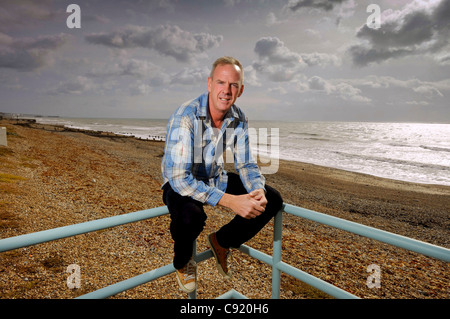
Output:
[
  {"xmin": 233, "ymin": 119, "xmax": 266, "ymax": 192},
  {"xmin": 163, "ymin": 115, "xmax": 225, "ymax": 206}
]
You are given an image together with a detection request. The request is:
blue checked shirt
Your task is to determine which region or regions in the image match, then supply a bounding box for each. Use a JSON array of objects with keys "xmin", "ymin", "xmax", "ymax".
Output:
[{"xmin": 161, "ymin": 92, "xmax": 265, "ymax": 206}]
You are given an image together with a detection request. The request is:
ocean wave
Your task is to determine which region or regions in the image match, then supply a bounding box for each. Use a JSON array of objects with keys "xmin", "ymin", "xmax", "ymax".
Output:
[
  {"xmin": 304, "ymin": 137, "xmax": 330, "ymax": 141},
  {"xmin": 420, "ymin": 145, "xmax": 450, "ymax": 153},
  {"xmin": 288, "ymin": 131, "xmax": 319, "ymax": 137},
  {"xmin": 334, "ymin": 151, "xmax": 449, "ymax": 172},
  {"xmin": 286, "ymin": 133, "xmax": 330, "ymax": 141}
]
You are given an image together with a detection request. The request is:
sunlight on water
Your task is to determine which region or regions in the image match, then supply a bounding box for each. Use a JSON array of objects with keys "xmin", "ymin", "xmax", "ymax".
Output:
[{"xmin": 251, "ymin": 121, "xmax": 450, "ymax": 186}]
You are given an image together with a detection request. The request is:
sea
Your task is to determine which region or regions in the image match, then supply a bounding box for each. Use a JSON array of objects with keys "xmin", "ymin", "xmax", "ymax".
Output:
[{"xmin": 33, "ymin": 117, "xmax": 450, "ymax": 186}]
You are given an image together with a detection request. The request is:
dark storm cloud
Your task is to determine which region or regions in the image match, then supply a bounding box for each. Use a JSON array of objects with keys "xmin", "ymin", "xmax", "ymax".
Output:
[
  {"xmin": 85, "ymin": 24, "xmax": 223, "ymax": 63},
  {"xmin": 252, "ymin": 36, "xmax": 305, "ymax": 82},
  {"xmin": 252, "ymin": 37, "xmax": 340, "ymax": 82},
  {"xmin": 349, "ymin": 0, "xmax": 450, "ymax": 66},
  {"xmin": 0, "ymin": 33, "xmax": 68, "ymax": 71},
  {"xmin": 0, "ymin": 0, "xmax": 59, "ymax": 32},
  {"xmin": 287, "ymin": 0, "xmax": 348, "ymax": 12},
  {"xmin": 254, "ymin": 37, "xmax": 302, "ymax": 65}
]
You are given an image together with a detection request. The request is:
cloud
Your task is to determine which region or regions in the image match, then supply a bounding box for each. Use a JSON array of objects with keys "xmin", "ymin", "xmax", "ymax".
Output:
[
  {"xmin": 82, "ymin": 14, "xmax": 111, "ymax": 25},
  {"xmin": 413, "ymin": 85, "xmax": 444, "ymax": 97},
  {"xmin": 254, "ymin": 36, "xmax": 304, "ymax": 66},
  {"xmin": 252, "ymin": 37, "xmax": 305, "ymax": 82},
  {"xmin": 305, "ymin": 75, "xmax": 371, "ymax": 103},
  {"xmin": 0, "ymin": 0, "xmax": 58, "ymax": 32},
  {"xmin": 265, "ymin": 12, "xmax": 281, "ymax": 26},
  {"xmin": 223, "ymin": 0, "xmax": 242, "ymax": 7},
  {"xmin": 87, "ymin": 56, "xmax": 212, "ymax": 86},
  {"xmin": 336, "ymin": 75, "xmax": 450, "ymax": 106},
  {"xmin": 47, "ymin": 76, "xmax": 95, "ymax": 95},
  {"xmin": 348, "ymin": 0, "xmax": 450, "ymax": 66},
  {"xmin": 170, "ymin": 66, "xmax": 209, "ymax": 85},
  {"xmin": 286, "ymin": 0, "xmax": 348, "ymax": 12},
  {"xmin": 283, "ymin": 0, "xmax": 356, "ymax": 26},
  {"xmin": 301, "ymin": 52, "xmax": 341, "ymax": 67},
  {"xmin": 85, "ymin": 24, "xmax": 223, "ymax": 63},
  {"xmin": 49, "ymin": 59, "xmax": 212, "ymax": 97},
  {"xmin": 308, "ymin": 75, "xmax": 329, "ymax": 91},
  {"xmin": 347, "ymin": 75, "xmax": 450, "ymax": 94},
  {"xmin": 0, "ymin": 32, "xmax": 68, "ymax": 71},
  {"xmin": 87, "ymin": 58, "xmax": 169, "ymax": 84},
  {"xmin": 436, "ymin": 53, "xmax": 450, "ymax": 65},
  {"xmin": 252, "ymin": 37, "xmax": 340, "ymax": 82},
  {"xmin": 243, "ymin": 65, "xmax": 262, "ymax": 87}
]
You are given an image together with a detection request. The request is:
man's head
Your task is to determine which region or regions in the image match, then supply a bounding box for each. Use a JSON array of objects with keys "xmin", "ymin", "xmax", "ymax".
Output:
[
  {"xmin": 207, "ymin": 56, "xmax": 244, "ymax": 120},
  {"xmin": 209, "ymin": 56, "xmax": 244, "ymax": 84}
]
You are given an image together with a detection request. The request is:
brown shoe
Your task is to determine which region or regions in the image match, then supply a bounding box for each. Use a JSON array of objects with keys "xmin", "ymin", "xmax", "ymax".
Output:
[
  {"xmin": 175, "ymin": 258, "xmax": 196, "ymax": 293},
  {"xmin": 208, "ymin": 232, "xmax": 231, "ymax": 279}
]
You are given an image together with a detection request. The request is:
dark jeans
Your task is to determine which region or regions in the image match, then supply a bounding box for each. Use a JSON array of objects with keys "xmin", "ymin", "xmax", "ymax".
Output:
[{"xmin": 162, "ymin": 173, "xmax": 283, "ymax": 269}]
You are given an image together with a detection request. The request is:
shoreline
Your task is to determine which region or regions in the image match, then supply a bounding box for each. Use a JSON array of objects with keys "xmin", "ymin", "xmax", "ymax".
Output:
[
  {"xmin": 14, "ymin": 118, "xmax": 450, "ymax": 189},
  {"xmin": 0, "ymin": 119, "xmax": 449, "ymax": 299}
]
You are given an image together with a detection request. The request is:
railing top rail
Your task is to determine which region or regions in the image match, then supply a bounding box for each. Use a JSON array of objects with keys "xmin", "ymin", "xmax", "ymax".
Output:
[
  {"xmin": 1, "ymin": 204, "xmax": 448, "ymax": 299},
  {"xmin": 282, "ymin": 203, "xmax": 450, "ymax": 262},
  {"xmin": 2, "ymin": 204, "xmax": 448, "ymax": 263},
  {"xmin": 0, "ymin": 206, "xmax": 169, "ymax": 253}
]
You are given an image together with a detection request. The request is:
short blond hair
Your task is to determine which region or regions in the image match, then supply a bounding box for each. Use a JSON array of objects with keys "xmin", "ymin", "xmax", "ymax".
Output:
[{"xmin": 210, "ymin": 56, "xmax": 244, "ymax": 82}]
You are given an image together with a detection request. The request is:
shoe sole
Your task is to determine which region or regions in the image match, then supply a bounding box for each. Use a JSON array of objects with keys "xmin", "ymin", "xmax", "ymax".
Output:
[{"xmin": 208, "ymin": 234, "xmax": 232, "ymax": 280}]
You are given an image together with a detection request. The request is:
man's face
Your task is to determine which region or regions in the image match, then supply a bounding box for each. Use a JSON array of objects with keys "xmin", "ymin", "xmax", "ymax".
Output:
[{"xmin": 207, "ymin": 63, "xmax": 244, "ymax": 117}]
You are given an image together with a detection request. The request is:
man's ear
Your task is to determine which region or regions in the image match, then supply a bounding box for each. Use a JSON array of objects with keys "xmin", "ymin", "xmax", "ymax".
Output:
[
  {"xmin": 207, "ymin": 77, "xmax": 212, "ymax": 93},
  {"xmin": 238, "ymin": 84, "xmax": 244, "ymax": 97}
]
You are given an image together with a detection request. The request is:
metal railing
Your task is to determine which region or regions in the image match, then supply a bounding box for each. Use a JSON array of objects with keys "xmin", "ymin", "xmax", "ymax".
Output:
[{"xmin": 1, "ymin": 204, "xmax": 449, "ymax": 299}]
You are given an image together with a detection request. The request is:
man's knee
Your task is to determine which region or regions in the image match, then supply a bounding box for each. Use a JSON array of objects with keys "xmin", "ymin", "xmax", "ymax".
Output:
[
  {"xmin": 265, "ymin": 185, "xmax": 283, "ymax": 217},
  {"xmin": 164, "ymin": 184, "xmax": 207, "ymax": 234},
  {"xmin": 179, "ymin": 202, "xmax": 207, "ymax": 228}
]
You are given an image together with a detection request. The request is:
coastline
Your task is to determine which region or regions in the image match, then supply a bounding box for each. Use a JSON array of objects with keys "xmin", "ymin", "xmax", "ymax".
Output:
[{"xmin": 1, "ymin": 119, "xmax": 448, "ymax": 299}]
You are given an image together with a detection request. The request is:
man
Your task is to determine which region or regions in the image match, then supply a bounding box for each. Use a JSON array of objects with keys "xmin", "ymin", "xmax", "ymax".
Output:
[{"xmin": 161, "ymin": 56, "xmax": 283, "ymax": 293}]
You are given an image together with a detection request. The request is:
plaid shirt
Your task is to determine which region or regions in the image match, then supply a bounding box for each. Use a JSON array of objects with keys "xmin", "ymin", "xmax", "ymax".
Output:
[{"xmin": 161, "ymin": 92, "xmax": 265, "ymax": 206}]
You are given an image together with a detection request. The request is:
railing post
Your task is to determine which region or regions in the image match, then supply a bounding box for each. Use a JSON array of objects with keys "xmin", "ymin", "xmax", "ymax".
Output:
[{"xmin": 271, "ymin": 209, "xmax": 283, "ymax": 299}]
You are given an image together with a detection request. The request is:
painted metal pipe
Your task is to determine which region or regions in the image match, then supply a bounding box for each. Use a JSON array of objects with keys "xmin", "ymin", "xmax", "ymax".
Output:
[
  {"xmin": 238, "ymin": 241, "xmax": 358, "ymax": 299},
  {"xmin": 271, "ymin": 211, "xmax": 283, "ymax": 299},
  {"xmin": 216, "ymin": 289, "xmax": 248, "ymax": 299},
  {"xmin": 283, "ymin": 204, "xmax": 450, "ymax": 262},
  {"xmin": 0, "ymin": 206, "xmax": 169, "ymax": 252},
  {"xmin": 238, "ymin": 244, "xmax": 273, "ymax": 266},
  {"xmin": 76, "ymin": 263, "xmax": 175, "ymax": 299},
  {"xmin": 2, "ymin": 203, "xmax": 448, "ymax": 299},
  {"xmin": 276, "ymin": 261, "xmax": 359, "ymax": 299}
]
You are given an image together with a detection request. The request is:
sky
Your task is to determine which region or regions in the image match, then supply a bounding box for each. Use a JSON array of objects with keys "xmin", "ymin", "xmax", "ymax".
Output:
[{"xmin": 1, "ymin": 0, "xmax": 449, "ymax": 123}]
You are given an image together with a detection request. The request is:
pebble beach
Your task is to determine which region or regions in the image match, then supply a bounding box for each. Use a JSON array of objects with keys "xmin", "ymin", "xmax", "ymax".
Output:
[{"xmin": 0, "ymin": 119, "xmax": 448, "ymax": 299}]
